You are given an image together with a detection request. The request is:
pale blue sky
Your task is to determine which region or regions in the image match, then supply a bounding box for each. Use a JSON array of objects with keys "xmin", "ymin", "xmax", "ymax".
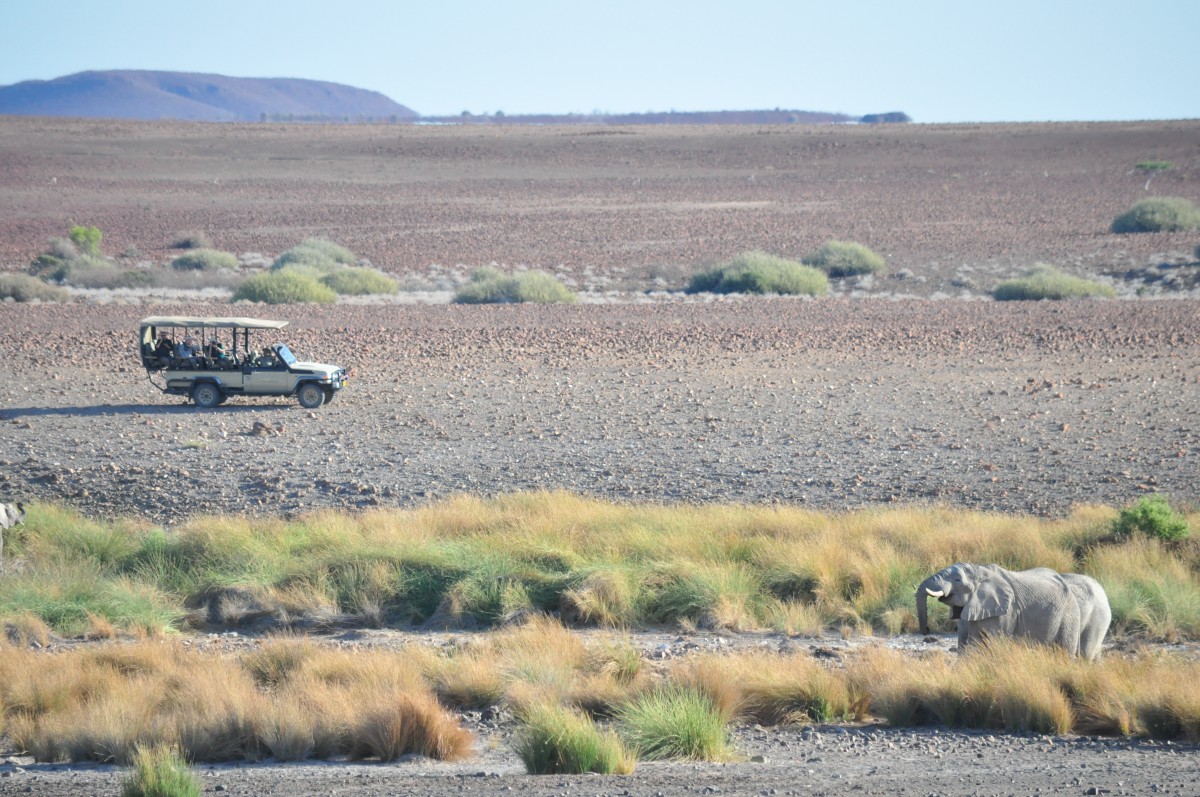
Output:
[{"xmin": 1, "ymin": 0, "xmax": 1196, "ymax": 122}]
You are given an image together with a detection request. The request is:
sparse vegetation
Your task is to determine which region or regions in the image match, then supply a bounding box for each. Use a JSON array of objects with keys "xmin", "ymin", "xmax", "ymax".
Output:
[
  {"xmin": 992, "ymin": 265, "xmax": 1115, "ymax": 301},
  {"xmin": 169, "ymin": 249, "xmax": 239, "ymax": 271},
  {"xmin": 0, "ymin": 273, "xmax": 70, "ymax": 302},
  {"xmin": 1112, "ymin": 495, "xmax": 1190, "ymax": 542},
  {"xmin": 1135, "ymin": 161, "xmax": 1174, "ymax": 173},
  {"xmin": 231, "ymin": 270, "xmax": 337, "ymax": 304},
  {"xmin": 802, "ymin": 240, "xmax": 886, "ymax": 278},
  {"xmin": 454, "ymin": 267, "xmax": 578, "ymax": 304},
  {"xmin": 686, "ymin": 251, "xmax": 829, "ymax": 296},
  {"xmin": 320, "ymin": 266, "xmax": 398, "ymax": 295},
  {"xmin": 1111, "ymin": 197, "xmax": 1200, "ymax": 233}
]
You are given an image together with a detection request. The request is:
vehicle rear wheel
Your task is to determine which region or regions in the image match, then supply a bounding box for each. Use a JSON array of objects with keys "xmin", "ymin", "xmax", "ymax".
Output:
[
  {"xmin": 192, "ymin": 382, "xmax": 223, "ymax": 409},
  {"xmin": 297, "ymin": 383, "xmax": 325, "ymax": 409}
]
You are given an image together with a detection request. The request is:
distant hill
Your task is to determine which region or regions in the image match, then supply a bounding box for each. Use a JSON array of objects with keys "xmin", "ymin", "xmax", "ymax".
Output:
[
  {"xmin": 0, "ymin": 70, "xmax": 419, "ymax": 122},
  {"xmin": 422, "ymin": 109, "xmax": 861, "ymax": 125}
]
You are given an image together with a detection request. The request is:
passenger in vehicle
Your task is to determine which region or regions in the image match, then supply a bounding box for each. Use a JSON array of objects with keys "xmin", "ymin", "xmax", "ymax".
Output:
[
  {"xmin": 175, "ymin": 337, "xmax": 203, "ymax": 368},
  {"xmin": 206, "ymin": 338, "xmax": 231, "ymax": 367},
  {"xmin": 152, "ymin": 332, "xmax": 175, "ymax": 367}
]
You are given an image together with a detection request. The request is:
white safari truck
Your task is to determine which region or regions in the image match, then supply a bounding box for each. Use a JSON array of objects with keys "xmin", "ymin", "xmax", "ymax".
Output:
[{"xmin": 139, "ymin": 316, "xmax": 348, "ymax": 408}]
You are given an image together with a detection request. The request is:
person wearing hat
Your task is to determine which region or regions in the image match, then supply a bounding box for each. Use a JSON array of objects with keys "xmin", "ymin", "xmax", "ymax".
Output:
[{"xmin": 175, "ymin": 336, "xmax": 202, "ymax": 368}]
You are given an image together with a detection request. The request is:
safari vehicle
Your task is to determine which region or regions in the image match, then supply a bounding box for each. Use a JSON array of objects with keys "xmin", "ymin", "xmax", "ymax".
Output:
[{"xmin": 139, "ymin": 316, "xmax": 347, "ymax": 408}]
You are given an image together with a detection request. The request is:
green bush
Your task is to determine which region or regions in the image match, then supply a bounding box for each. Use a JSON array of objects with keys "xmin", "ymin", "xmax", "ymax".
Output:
[
  {"xmin": 121, "ymin": 744, "xmax": 201, "ymax": 797},
  {"xmin": 320, "ymin": 267, "xmax": 398, "ymax": 295},
  {"xmin": 1111, "ymin": 197, "xmax": 1200, "ymax": 233},
  {"xmin": 516, "ymin": 703, "xmax": 635, "ymax": 774},
  {"xmin": 802, "ymin": 240, "xmax": 887, "ymax": 277},
  {"xmin": 231, "ymin": 270, "xmax": 337, "ymax": 304},
  {"xmin": 686, "ymin": 251, "xmax": 829, "ymax": 296},
  {"xmin": 1113, "ymin": 495, "xmax": 1191, "ymax": 542},
  {"xmin": 169, "ymin": 249, "xmax": 239, "ymax": 271},
  {"xmin": 0, "ymin": 274, "xmax": 71, "ymax": 302},
  {"xmin": 1135, "ymin": 161, "xmax": 1174, "ymax": 172},
  {"xmin": 617, "ymin": 687, "xmax": 731, "ymax": 761},
  {"xmin": 454, "ymin": 268, "xmax": 578, "ymax": 304},
  {"xmin": 992, "ymin": 265, "xmax": 1115, "ymax": 301},
  {"xmin": 69, "ymin": 225, "xmax": 102, "ymax": 256},
  {"xmin": 272, "ymin": 238, "xmax": 358, "ymax": 273}
]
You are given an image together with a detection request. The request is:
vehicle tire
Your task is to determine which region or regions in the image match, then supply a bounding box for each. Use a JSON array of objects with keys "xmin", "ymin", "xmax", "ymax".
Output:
[
  {"xmin": 323, "ymin": 388, "xmax": 336, "ymax": 404},
  {"xmin": 192, "ymin": 382, "xmax": 223, "ymax": 409},
  {"xmin": 297, "ymin": 383, "xmax": 325, "ymax": 409}
]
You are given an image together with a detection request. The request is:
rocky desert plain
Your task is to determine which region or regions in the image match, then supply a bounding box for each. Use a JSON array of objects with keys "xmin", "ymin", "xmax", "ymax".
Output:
[{"xmin": 0, "ymin": 117, "xmax": 1199, "ymax": 795}]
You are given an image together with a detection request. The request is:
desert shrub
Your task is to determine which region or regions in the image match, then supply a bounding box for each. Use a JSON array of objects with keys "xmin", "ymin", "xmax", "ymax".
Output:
[
  {"xmin": 992, "ymin": 265, "xmax": 1115, "ymax": 301},
  {"xmin": 0, "ymin": 274, "xmax": 70, "ymax": 302},
  {"xmin": 1111, "ymin": 197, "xmax": 1200, "ymax": 233},
  {"xmin": 169, "ymin": 249, "xmax": 239, "ymax": 272},
  {"xmin": 320, "ymin": 267, "xmax": 398, "ymax": 296},
  {"xmin": 170, "ymin": 231, "xmax": 212, "ymax": 249},
  {"xmin": 516, "ymin": 702, "xmax": 635, "ymax": 774},
  {"xmin": 231, "ymin": 271, "xmax": 336, "ymax": 304},
  {"xmin": 454, "ymin": 268, "xmax": 578, "ymax": 304},
  {"xmin": 617, "ymin": 686, "xmax": 731, "ymax": 761},
  {"xmin": 120, "ymin": 744, "xmax": 202, "ymax": 797},
  {"xmin": 686, "ymin": 251, "xmax": 828, "ymax": 296},
  {"xmin": 802, "ymin": 240, "xmax": 886, "ymax": 277},
  {"xmin": 69, "ymin": 225, "xmax": 102, "ymax": 256},
  {"xmin": 1112, "ymin": 495, "xmax": 1190, "ymax": 542},
  {"xmin": 1135, "ymin": 161, "xmax": 1173, "ymax": 172},
  {"xmin": 272, "ymin": 239, "xmax": 357, "ymax": 273}
]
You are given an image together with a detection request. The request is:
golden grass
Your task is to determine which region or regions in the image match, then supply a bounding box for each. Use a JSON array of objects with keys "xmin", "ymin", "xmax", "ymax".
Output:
[{"xmin": 5, "ymin": 621, "xmax": 1200, "ymax": 766}]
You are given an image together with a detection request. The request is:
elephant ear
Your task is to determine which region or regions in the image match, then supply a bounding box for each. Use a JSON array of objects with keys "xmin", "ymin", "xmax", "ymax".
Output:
[{"xmin": 963, "ymin": 576, "xmax": 1011, "ymax": 622}]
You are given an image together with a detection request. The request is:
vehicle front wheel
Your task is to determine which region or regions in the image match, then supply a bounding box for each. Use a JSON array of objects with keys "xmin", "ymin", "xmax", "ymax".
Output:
[
  {"xmin": 297, "ymin": 383, "xmax": 325, "ymax": 409},
  {"xmin": 192, "ymin": 382, "xmax": 223, "ymax": 409}
]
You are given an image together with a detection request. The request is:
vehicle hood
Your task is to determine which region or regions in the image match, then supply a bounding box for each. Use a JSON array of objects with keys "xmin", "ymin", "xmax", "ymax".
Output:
[{"xmin": 292, "ymin": 362, "xmax": 343, "ymax": 376}]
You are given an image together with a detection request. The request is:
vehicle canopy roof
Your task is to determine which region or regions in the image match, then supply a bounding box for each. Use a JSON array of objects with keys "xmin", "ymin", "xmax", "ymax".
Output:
[{"xmin": 139, "ymin": 316, "xmax": 288, "ymax": 331}]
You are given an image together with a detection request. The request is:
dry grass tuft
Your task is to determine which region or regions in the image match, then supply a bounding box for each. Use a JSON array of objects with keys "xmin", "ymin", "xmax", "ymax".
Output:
[{"xmin": 349, "ymin": 690, "xmax": 474, "ymax": 761}]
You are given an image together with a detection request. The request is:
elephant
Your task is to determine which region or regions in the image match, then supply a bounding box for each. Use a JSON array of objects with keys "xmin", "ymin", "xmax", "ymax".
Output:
[{"xmin": 916, "ymin": 563, "xmax": 1110, "ymax": 661}]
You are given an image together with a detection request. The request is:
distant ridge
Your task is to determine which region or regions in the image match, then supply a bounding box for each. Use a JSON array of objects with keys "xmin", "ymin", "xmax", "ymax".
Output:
[
  {"xmin": 422, "ymin": 109, "xmax": 860, "ymax": 125},
  {"xmin": 0, "ymin": 70, "xmax": 418, "ymax": 122}
]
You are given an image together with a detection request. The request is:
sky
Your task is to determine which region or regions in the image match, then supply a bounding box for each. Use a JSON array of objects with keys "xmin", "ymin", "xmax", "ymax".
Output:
[{"xmin": 0, "ymin": 0, "xmax": 1197, "ymax": 123}]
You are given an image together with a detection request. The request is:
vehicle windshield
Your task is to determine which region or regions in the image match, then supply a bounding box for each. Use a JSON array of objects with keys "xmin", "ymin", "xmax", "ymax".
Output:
[{"xmin": 276, "ymin": 345, "xmax": 297, "ymax": 366}]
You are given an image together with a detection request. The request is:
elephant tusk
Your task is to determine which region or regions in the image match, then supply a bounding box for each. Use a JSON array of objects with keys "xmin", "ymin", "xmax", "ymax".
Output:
[{"xmin": 925, "ymin": 588, "xmax": 945, "ymax": 598}]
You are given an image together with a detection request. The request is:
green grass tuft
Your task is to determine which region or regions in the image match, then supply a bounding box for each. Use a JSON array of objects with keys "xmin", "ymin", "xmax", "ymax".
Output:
[
  {"xmin": 320, "ymin": 267, "xmax": 398, "ymax": 296},
  {"xmin": 271, "ymin": 239, "xmax": 358, "ymax": 273},
  {"xmin": 802, "ymin": 240, "xmax": 886, "ymax": 278},
  {"xmin": 516, "ymin": 702, "xmax": 635, "ymax": 774},
  {"xmin": 454, "ymin": 268, "xmax": 578, "ymax": 304},
  {"xmin": 992, "ymin": 265, "xmax": 1115, "ymax": 301},
  {"xmin": 169, "ymin": 249, "xmax": 239, "ymax": 271},
  {"xmin": 1111, "ymin": 197, "xmax": 1200, "ymax": 233},
  {"xmin": 617, "ymin": 686, "xmax": 731, "ymax": 761},
  {"xmin": 232, "ymin": 270, "xmax": 337, "ymax": 304},
  {"xmin": 120, "ymin": 744, "xmax": 202, "ymax": 797},
  {"xmin": 686, "ymin": 251, "xmax": 829, "ymax": 296}
]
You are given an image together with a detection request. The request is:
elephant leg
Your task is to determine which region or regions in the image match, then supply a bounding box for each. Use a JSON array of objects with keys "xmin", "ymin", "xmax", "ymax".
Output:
[{"xmin": 957, "ymin": 620, "xmax": 970, "ymax": 651}]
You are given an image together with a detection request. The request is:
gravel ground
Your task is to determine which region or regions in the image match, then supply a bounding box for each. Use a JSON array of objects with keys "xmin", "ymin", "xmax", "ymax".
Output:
[
  {"xmin": 1, "ymin": 299, "xmax": 1197, "ymax": 521},
  {"xmin": 2, "ymin": 299, "xmax": 1200, "ymax": 795}
]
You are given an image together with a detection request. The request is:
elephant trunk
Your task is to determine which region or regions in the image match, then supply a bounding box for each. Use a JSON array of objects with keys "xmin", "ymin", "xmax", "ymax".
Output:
[{"xmin": 916, "ymin": 575, "xmax": 945, "ymax": 635}]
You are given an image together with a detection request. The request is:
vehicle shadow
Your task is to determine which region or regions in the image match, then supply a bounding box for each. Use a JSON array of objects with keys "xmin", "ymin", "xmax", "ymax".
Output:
[{"xmin": 1, "ymin": 403, "xmax": 289, "ymax": 419}]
